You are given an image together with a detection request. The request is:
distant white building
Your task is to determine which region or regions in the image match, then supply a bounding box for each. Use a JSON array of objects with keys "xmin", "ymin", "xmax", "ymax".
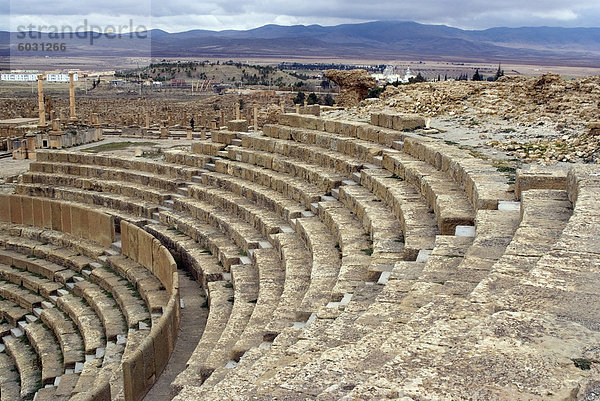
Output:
[
  {"xmin": 1, "ymin": 72, "xmax": 78, "ymax": 82},
  {"xmin": 372, "ymin": 66, "xmax": 414, "ymax": 84}
]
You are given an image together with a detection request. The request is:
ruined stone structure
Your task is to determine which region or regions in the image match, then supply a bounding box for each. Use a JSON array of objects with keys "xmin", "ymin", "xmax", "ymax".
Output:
[
  {"xmin": 325, "ymin": 69, "xmax": 376, "ymax": 107},
  {"xmin": 1, "ymin": 109, "xmax": 599, "ymax": 400}
]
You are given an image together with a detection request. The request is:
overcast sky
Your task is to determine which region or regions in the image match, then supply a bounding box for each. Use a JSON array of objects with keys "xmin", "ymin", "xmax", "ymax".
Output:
[{"xmin": 3, "ymin": 0, "xmax": 600, "ymax": 32}]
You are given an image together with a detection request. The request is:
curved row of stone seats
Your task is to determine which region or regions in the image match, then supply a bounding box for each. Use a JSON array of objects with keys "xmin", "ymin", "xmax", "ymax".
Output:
[
  {"xmin": 194, "ymin": 195, "xmax": 525, "ymax": 399},
  {"xmin": 257, "ymin": 185, "xmax": 569, "ymax": 399},
  {"xmin": 3, "ymin": 327, "xmax": 41, "ymax": 400},
  {"xmin": 0, "ymin": 195, "xmax": 180, "ymax": 401},
  {"xmin": 195, "ymin": 144, "xmax": 402, "ymax": 296},
  {"xmin": 144, "ymin": 224, "xmax": 227, "ymax": 286},
  {"xmin": 470, "ymin": 189, "xmax": 573, "ymax": 306},
  {"xmin": 360, "ymin": 167, "xmax": 438, "ymax": 258},
  {"xmin": 187, "ymin": 184, "xmax": 289, "ymax": 239},
  {"xmin": 266, "ymin": 117, "xmax": 479, "ymax": 232},
  {"xmin": 24, "ymin": 172, "xmax": 172, "ymax": 204},
  {"xmin": 263, "ymin": 121, "xmax": 388, "ymax": 167},
  {"xmin": 0, "ymin": 250, "xmax": 111, "ymax": 396},
  {"xmin": 381, "ymin": 150, "xmax": 475, "ymax": 234},
  {"xmin": 164, "ymin": 149, "xmax": 213, "ymax": 169},
  {"xmin": 228, "ymin": 132, "xmax": 439, "ymax": 261},
  {"xmin": 24, "ymin": 320, "xmax": 63, "ymax": 386},
  {"xmin": 275, "ymin": 113, "xmax": 515, "ymax": 211},
  {"xmin": 35, "ymin": 151, "xmax": 203, "ymax": 182},
  {"xmin": 215, "ymin": 158, "xmax": 323, "ymax": 208},
  {"xmin": 181, "ymin": 173, "xmax": 528, "ymax": 399},
  {"xmin": 198, "ymin": 169, "xmax": 345, "ymax": 317},
  {"xmin": 227, "ymin": 145, "xmax": 348, "ymax": 193},
  {"xmin": 176, "ymin": 181, "xmax": 315, "ymax": 338},
  {"xmin": 17, "ymin": 182, "xmax": 160, "ymax": 221},
  {"xmin": 30, "ymin": 160, "xmax": 184, "ymax": 194},
  {"xmin": 86, "ymin": 265, "xmax": 150, "ymax": 328},
  {"xmin": 242, "ymin": 131, "xmax": 365, "ymax": 175},
  {"xmin": 0, "ymin": 233, "xmax": 147, "ymax": 399},
  {"xmin": 0, "ymin": 349, "xmax": 20, "ymax": 401},
  {"xmin": 195, "ymin": 169, "xmax": 366, "ymax": 313},
  {"xmin": 169, "ymin": 196, "xmax": 265, "ymax": 252},
  {"xmin": 343, "ymin": 171, "xmax": 593, "ymax": 400},
  {"xmin": 0, "ymin": 226, "xmax": 150, "ymax": 336}
]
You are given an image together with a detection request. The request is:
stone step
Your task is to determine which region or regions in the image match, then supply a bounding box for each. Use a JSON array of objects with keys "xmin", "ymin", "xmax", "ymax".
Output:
[{"xmin": 3, "ymin": 335, "xmax": 42, "ymax": 400}]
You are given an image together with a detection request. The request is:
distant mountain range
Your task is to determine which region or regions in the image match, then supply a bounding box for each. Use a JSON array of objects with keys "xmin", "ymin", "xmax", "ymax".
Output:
[{"xmin": 2, "ymin": 21, "xmax": 600, "ymax": 66}]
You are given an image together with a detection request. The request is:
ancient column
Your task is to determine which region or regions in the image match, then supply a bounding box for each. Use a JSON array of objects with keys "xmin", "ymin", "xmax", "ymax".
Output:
[
  {"xmin": 236, "ymin": 103, "xmax": 241, "ymax": 120},
  {"xmin": 69, "ymin": 73, "xmax": 77, "ymax": 122},
  {"xmin": 186, "ymin": 127, "xmax": 192, "ymax": 140},
  {"xmin": 296, "ymin": 104, "xmax": 300, "ymax": 114},
  {"xmin": 280, "ymin": 100, "xmax": 285, "ymax": 113},
  {"xmin": 145, "ymin": 113, "xmax": 150, "ymax": 129},
  {"xmin": 37, "ymin": 75, "xmax": 46, "ymax": 127}
]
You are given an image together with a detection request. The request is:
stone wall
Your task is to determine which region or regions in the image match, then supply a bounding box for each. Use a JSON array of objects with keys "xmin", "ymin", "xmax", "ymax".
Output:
[
  {"xmin": 0, "ymin": 194, "xmax": 115, "ymax": 247},
  {"xmin": 0, "ymin": 194, "xmax": 114, "ymax": 401},
  {"xmin": 120, "ymin": 221, "xmax": 180, "ymax": 401}
]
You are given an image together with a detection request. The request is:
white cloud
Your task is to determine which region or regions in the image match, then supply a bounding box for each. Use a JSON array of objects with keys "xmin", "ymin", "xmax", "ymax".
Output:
[{"xmin": 1, "ymin": 0, "xmax": 599, "ymax": 31}]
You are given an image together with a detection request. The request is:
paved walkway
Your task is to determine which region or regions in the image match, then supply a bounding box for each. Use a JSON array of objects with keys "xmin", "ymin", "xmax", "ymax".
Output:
[{"xmin": 143, "ymin": 269, "xmax": 208, "ymax": 400}]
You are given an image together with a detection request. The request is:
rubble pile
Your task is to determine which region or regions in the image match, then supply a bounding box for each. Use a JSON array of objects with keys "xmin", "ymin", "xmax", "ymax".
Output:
[
  {"xmin": 486, "ymin": 122, "xmax": 600, "ymax": 164},
  {"xmin": 375, "ymin": 73, "xmax": 600, "ymax": 130},
  {"xmin": 326, "ymin": 69, "xmax": 376, "ymax": 107}
]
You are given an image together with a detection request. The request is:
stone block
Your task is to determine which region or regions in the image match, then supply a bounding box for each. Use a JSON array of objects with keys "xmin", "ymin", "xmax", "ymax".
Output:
[
  {"xmin": 141, "ymin": 339, "xmax": 156, "ymax": 387},
  {"xmin": 61, "ymin": 203, "xmax": 72, "ymax": 234},
  {"xmin": 227, "ymin": 120, "xmax": 248, "ymax": 132},
  {"xmin": 127, "ymin": 223, "xmax": 139, "ymax": 262},
  {"xmin": 89, "ymin": 211, "xmax": 114, "ymax": 248},
  {"xmin": 120, "ymin": 220, "xmax": 130, "ymax": 257},
  {"xmin": 9, "ymin": 195, "xmax": 23, "ymax": 224},
  {"xmin": 515, "ymin": 167, "xmax": 567, "ymax": 199},
  {"xmin": 138, "ymin": 230, "xmax": 154, "ymax": 270},
  {"xmin": 21, "ymin": 196, "xmax": 34, "ymax": 226},
  {"xmin": 122, "ymin": 349, "xmax": 147, "ymax": 401},
  {"xmin": 70, "ymin": 205, "xmax": 84, "ymax": 239},
  {"xmin": 370, "ymin": 113, "xmax": 380, "ymax": 126},
  {"xmin": 32, "ymin": 197, "xmax": 44, "ymax": 227},
  {"xmin": 50, "ymin": 200, "xmax": 62, "ymax": 231},
  {"xmin": 152, "ymin": 318, "xmax": 170, "ymax": 376},
  {"xmin": 0, "ymin": 193, "xmax": 10, "ymax": 222},
  {"xmin": 392, "ymin": 114, "xmax": 426, "ymax": 131}
]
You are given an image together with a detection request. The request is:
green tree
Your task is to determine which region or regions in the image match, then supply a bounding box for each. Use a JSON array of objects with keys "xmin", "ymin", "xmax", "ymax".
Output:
[
  {"xmin": 408, "ymin": 72, "xmax": 426, "ymax": 84},
  {"xmin": 472, "ymin": 69, "xmax": 483, "ymax": 81},
  {"xmin": 307, "ymin": 93, "xmax": 319, "ymax": 105},
  {"xmin": 293, "ymin": 91, "xmax": 306, "ymax": 104},
  {"xmin": 494, "ymin": 64, "xmax": 505, "ymax": 81},
  {"xmin": 323, "ymin": 94, "xmax": 335, "ymax": 106}
]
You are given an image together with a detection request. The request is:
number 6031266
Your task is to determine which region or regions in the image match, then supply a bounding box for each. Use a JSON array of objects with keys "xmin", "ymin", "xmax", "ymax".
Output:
[{"xmin": 17, "ymin": 43, "xmax": 67, "ymax": 51}]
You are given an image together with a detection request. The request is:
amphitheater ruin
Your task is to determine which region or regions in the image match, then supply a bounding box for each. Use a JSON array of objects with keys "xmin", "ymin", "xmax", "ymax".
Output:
[{"xmin": 0, "ymin": 73, "xmax": 599, "ymax": 401}]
